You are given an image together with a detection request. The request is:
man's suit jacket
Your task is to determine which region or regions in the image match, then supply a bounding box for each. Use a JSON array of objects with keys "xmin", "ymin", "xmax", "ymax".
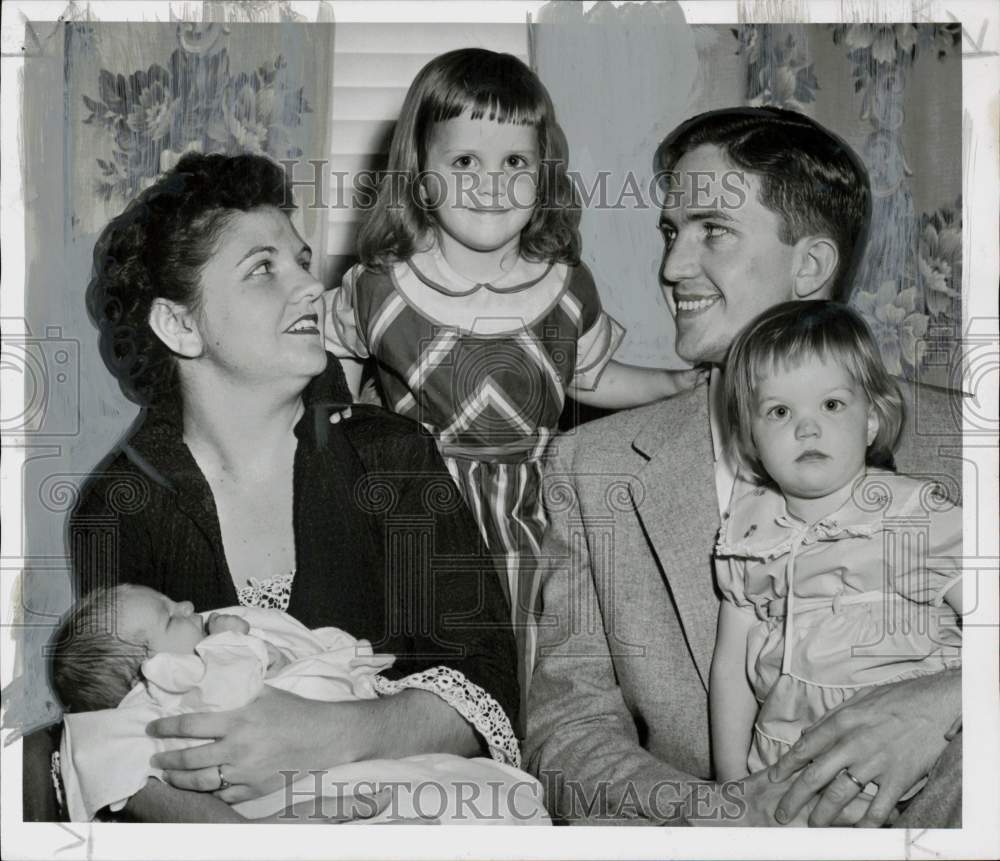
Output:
[{"xmin": 524, "ymin": 380, "xmax": 963, "ymax": 825}]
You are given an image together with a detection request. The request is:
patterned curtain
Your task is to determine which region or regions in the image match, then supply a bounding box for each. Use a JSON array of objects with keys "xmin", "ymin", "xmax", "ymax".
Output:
[
  {"xmin": 66, "ymin": 21, "xmax": 334, "ymax": 256},
  {"xmin": 729, "ymin": 23, "xmax": 963, "ymax": 390}
]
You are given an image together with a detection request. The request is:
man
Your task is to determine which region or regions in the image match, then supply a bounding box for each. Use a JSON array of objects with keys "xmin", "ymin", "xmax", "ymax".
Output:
[{"xmin": 525, "ymin": 107, "xmax": 962, "ymax": 827}]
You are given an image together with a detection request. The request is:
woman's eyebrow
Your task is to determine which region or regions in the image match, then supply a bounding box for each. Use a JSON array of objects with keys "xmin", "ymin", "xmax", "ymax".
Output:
[{"xmin": 236, "ymin": 245, "xmax": 277, "ymax": 266}]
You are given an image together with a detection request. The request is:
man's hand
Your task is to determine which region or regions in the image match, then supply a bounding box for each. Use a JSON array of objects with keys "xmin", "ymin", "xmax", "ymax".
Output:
[
  {"xmin": 686, "ymin": 768, "xmax": 869, "ymax": 827},
  {"xmin": 769, "ymin": 669, "xmax": 960, "ymax": 827}
]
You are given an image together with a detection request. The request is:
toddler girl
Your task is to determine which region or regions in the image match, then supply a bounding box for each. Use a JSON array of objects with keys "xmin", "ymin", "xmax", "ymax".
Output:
[
  {"xmin": 326, "ymin": 48, "xmax": 699, "ymax": 687},
  {"xmin": 710, "ymin": 301, "xmax": 962, "ymax": 805},
  {"xmin": 51, "ymin": 584, "xmax": 546, "ymax": 825}
]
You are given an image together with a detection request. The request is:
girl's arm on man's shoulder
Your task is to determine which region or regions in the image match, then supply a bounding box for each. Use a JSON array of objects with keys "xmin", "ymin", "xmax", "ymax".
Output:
[{"xmin": 568, "ymin": 361, "xmax": 706, "ymax": 409}]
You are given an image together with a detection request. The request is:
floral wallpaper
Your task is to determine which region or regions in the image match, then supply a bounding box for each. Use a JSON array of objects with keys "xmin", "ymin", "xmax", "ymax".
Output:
[
  {"xmin": 81, "ymin": 47, "xmax": 312, "ymax": 201},
  {"xmin": 66, "ymin": 22, "xmax": 333, "ymax": 240},
  {"xmin": 733, "ymin": 23, "xmax": 964, "ymax": 390}
]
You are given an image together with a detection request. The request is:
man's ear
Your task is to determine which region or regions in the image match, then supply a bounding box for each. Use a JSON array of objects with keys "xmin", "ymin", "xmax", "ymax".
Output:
[
  {"xmin": 791, "ymin": 236, "xmax": 839, "ymax": 299},
  {"xmin": 148, "ymin": 298, "xmax": 204, "ymax": 358}
]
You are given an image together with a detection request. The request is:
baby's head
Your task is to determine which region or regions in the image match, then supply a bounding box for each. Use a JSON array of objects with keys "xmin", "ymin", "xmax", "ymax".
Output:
[
  {"xmin": 50, "ymin": 584, "xmax": 206, "ymax": 712},
  {"xmin": 723, "ymin": 300, "xmax": 903, "ymax": 501},
  {"xmin": 359, "ymin": 47, "xmax": 579, "ymax": 268}
]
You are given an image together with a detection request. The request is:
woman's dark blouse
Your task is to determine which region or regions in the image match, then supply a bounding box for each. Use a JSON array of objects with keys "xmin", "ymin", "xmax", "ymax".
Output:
[{"xmin": 68, "ymin": 373, "xmax": 518, "ymax": 729}]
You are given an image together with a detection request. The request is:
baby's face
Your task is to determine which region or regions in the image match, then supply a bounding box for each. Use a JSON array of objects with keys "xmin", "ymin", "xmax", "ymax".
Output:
[
  {"xmin": 750, "ymin": 356, "xmax": 878, "ymax": 505},
  {"xmin": 119, "ymin": 585, "xmax": 207, "ymax": 655}
]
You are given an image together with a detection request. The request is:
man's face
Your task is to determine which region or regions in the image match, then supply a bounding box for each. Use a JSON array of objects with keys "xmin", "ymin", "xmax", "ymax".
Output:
[{"xmin": 659, "ymin": 144, "xmax": 798, "ymax": 365}]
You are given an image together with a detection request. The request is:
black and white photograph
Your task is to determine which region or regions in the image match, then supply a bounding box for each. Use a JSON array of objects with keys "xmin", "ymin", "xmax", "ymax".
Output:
[{"xmin": 1, "ymin": 1, "xmax": 997, "ymax": 858}]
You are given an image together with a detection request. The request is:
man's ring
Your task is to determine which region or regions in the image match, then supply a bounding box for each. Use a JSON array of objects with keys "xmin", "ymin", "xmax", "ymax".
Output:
[
  {"xmin": 840, "ymin": 768, "xmax": 865, "ymax": 791},
  {"xmin": 217, "ymin": 765, "xmax": 231, "ymax": 791}
]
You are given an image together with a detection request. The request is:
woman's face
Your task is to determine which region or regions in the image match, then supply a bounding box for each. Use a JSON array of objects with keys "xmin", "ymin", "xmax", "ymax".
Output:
[{"xmin": 193, "ymin": 206, "xmax": 326, "ymax": 387}]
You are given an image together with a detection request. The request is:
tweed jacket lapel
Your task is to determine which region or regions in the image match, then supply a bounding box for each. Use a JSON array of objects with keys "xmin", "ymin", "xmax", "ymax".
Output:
[{"xmin": 630, "ymin": 385, "xmax": 721, "ymax": 688}]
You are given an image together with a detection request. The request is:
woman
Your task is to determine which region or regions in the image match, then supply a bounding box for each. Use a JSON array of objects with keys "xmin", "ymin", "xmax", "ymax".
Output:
[{"xmin": 70, "ymin": 153, "xmax": 519, "ymax": 821}]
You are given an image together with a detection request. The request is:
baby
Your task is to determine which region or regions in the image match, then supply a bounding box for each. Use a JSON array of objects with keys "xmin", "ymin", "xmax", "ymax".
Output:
[{"xmin": 50, "ymin": 584, "xmax": 546, "ymax": 825}]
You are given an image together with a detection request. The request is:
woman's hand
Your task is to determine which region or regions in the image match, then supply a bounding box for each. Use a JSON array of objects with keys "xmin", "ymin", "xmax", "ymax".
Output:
[
  {"xmin": 147, "ymin": 686, "xmax": 480, "ymax": 804},
  {"xmin": 148, "ymin": 686, "xmax": 351, "ymax": 803},
  {"xmin": 769, "ymin": 669, "xmax": 961, "ymax": 827}
]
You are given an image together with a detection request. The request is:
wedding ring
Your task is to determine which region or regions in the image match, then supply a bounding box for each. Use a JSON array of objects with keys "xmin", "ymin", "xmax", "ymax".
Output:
[
  {"xmin": 840, "ymin": 768, "xmax": 865, "ymax": 791},
  {"xmin": 217, "ymin": 765, "xmax": 231, "ymax": 791}
]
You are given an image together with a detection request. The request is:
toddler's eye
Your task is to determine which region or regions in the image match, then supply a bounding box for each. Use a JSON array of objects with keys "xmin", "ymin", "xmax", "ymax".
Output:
[
  {"xmin": 767, "ymin": 405, "xmax": 789, "ymax": 420},
  {"xmin": 453, "ymin": 155, "xmax": 475, "ymax": 169},
  {"xmin": 298, "ymin": 256, "xmax": 312, "ymax": 272},
  {"xmin": 823, "ymin": 398, "xmax": 845, "ymax": 412}
]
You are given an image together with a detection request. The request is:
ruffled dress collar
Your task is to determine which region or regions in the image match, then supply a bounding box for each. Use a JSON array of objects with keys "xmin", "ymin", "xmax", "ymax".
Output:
[{"xmin": 715, "ymin": 472, "xmax": 906, "ymax": 561}]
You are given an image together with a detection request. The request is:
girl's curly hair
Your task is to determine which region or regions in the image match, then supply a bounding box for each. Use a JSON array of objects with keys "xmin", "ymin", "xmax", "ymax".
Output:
[{"xmin": 86, "ymin": 153, "xmax": 294, "ymax": 406}]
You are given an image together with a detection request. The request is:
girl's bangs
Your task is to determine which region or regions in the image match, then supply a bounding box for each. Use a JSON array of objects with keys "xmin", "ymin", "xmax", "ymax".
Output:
[
  {"xmin": 748, "ymin": 329, "xmax": 867, "ymax": 393},
  {"xmin": 429, "ymin": 84, "xmax": 544, "ymax": 128}
]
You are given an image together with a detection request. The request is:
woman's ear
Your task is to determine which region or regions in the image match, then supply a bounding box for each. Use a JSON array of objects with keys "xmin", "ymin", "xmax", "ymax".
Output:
[
  {"xmin": 866, "ymin": 405, "xmax": 880, "ymax": 447},
  {"xmin": 148, "ymin": 299, "xmax": 204, "ymax": 358},
  {"xmin": 791, "ymin": 236, "xmax": 839, "ymax": 300}
]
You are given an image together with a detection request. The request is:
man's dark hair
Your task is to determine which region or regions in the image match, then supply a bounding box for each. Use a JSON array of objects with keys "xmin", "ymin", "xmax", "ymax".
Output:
[{"xmin": 654, "ymin": 107, "xmax": 871, "ymax": 303}]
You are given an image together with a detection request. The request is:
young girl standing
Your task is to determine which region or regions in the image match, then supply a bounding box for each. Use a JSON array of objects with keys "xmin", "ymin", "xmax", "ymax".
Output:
[
  {"xmin": 711, "ymin": 301, "xmax": 962, "ymax": 813},
  {"xmin": 326, "ymin": 48, "xmax": 698, "ymax": 701}
]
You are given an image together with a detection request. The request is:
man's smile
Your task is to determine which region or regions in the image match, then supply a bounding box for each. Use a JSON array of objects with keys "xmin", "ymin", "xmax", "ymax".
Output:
[{"xmin": 674, "ymin": 294, "xmax": 722, "ymax": 314}]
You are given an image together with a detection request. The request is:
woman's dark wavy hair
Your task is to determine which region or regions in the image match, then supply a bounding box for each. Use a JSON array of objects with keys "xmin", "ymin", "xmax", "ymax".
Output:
[
  {"xmin": 86, "ymin": 153, "xmax": 294, "ymax": 406},
  {"xmin": 723, "ymin": 300, "xmax": 904, "ymax": 482},
  {"xmin": 358, "ymin": 48, "xmax": 580, "ymax": 269},
  {"xmin": 654, "ymin": 107, "xmax": 871, "ymax": 303}
]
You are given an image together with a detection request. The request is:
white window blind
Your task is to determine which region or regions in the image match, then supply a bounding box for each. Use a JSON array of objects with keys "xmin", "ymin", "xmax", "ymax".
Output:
[{"xmin": 323, "ymin": 22, "xmax": 530, "ymax": 282}]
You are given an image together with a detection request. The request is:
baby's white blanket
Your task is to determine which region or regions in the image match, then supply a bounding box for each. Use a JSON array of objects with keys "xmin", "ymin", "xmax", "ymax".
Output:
[{"xmin": 60, "ymin": 606, "xmax": 545, "ymax": 824}]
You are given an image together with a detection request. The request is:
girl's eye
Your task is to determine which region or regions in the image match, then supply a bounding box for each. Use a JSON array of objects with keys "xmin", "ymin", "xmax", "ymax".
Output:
[
  {"xmin": 299, "ymin": 257, "xmax": 312, "ymax": 272},
  {"xmin": 505, "ymin": 155, "xmax": 527, "ymax": 169},
  {"xmin": 823, "ymin": 398, "xmax": 845, "ymax": 412},
  {"xmin": 453, "ymin": 155, "xmax": 475, "ymax": 169},
  {"xmin": 767, "ymin": 405, "xmax": 789, "ymax": 420}
]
